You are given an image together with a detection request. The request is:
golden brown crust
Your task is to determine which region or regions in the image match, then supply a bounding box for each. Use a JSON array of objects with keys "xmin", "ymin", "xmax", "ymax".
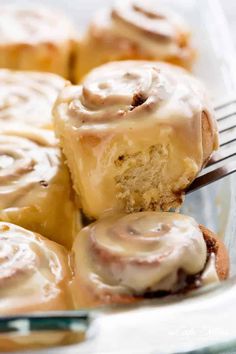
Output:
[{"xmin": 200, "ymin": 224, "xmax": 229, "ymax": 281}]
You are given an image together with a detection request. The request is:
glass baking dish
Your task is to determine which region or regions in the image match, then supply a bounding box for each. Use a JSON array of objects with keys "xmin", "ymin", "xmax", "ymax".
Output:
[{"xmin": 2, "ymin": 0, "xmax": 236, "ymax": 352}]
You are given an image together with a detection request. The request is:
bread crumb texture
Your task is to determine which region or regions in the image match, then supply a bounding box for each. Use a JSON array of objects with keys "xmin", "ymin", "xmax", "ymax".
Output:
[{"xmin": 114, "ymin": 144, "xmax": 197, "ymax": 213}]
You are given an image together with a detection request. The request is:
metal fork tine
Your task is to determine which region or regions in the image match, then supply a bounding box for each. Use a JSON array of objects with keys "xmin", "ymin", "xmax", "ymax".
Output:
[
  {"xmin": 217, "ymin": 112, "xmax": 236, "ymax": 122},
  {"xmin": 220, "ymin": 131, "xmax": 236, "ymax": 146},
  {"xmin": 187, "ymin": 99, "xmax": 236, "ymax": 192},
  {"xmin": 215, "ymin": 99, "xmax": 236, "ymax": 111},
  {"xmin": 219, "ymin": 117, "xmax": 236, "ymax": 133},
  {"xmin": 207, "ymin": 145, "xmax": 236, "ymax": 166},
  {"xmin": 187, "ymin": 160, "xmax": 236, "ymax": 194}
]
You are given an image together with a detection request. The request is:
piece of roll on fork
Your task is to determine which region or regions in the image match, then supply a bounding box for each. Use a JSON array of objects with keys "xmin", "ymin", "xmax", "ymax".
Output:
[
  {"xmin": 53, "ymin": 60, "xmax": 218, "ymax": 220},
  {"xmin": 71, "ymin": 212, "xmax": 229, "ymax": 308}
]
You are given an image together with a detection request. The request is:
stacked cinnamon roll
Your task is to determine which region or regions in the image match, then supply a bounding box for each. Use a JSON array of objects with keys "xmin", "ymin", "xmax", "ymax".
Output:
[
  {"xmin": 52, "ymin": 57, "xmax": 228, "ymax": 307},
  {"xmin": 0, "ymin": 1, "xmax": 230, "ymax": 346}
]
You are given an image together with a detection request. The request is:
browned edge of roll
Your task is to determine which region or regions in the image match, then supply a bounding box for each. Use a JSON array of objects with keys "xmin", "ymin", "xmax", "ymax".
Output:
[{"xmin": 200, "ymin": 224, "xmax": 229, "ymax": 281}]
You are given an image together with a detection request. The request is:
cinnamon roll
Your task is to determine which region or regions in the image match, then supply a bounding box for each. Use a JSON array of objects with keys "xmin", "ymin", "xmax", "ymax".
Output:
[
  {"xmin": 0, "ymin": 126, "xmax": 81, "ymax": 249},
  {"xmin": 71, "ymin": 212, "xmax": 229, "ymax": 308},
  {"xmin": 0, "ymin": 6, "xmax": 77, "ymax": 79},
  {"xmin": 0, "ymin": 222, "xmax": 75, "ymax": 351},
  {"xmin": 76, "ymin": 0, "xmax": 194, "ymax": 81},
  {"xmin": 0, "ymin": 222, "xmax": 73, "ymax": 314},
  {"xmin": 0, "ymin": 69, "xmax": 66, "ymax": 129},
  {"xmin": 54, "ymin": 61, "xmax": 218, "ymax": 219}
]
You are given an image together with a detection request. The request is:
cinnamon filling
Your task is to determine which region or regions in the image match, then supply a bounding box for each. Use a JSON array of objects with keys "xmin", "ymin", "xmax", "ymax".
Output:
[{"xmin": 130, "ymin": 92, "xmax": 147, "ymax": 110}]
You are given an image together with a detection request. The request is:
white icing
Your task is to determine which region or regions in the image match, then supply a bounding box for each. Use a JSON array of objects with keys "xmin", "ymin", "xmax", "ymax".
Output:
[
  {"xmin": 72, "ymin": 212, "xmax": 207, "ymax": 299},
  {"xmin": 201, "ymin": 253, "xmax": 219, "ymax": 286},
  {"xmin": 0, "ymin": 222, "xmax": 72, "ymax": 314},
  {"xmin": 54, "ymin": 60, "xmax": 218, "ymax": 218},
  {"xmin": 0, "ymin": 6, "xmax": 76, "ymax": 44},
  {"xmin": 91, "ymin": 0, "xmax": 190, "ymax": 59},
  {"xmin": 0, "ymin": 70, "xmax": 66, "ymax": 128}
]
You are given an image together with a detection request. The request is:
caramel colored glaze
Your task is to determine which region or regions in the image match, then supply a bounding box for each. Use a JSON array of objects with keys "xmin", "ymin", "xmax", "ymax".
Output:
[
  {"xmin": 0, "ymin": 222, "xmax": 73, "ymax": 314},
  {"xmin": 54, "ymin": 61, "xmax": 218, "ymax": 219},
  {"xmin": 76, "ymin": 0, "xmax": 194, "ymax": 81},
  {"xmin": 71, "ymin": 212, "xmax": 225, "ymax": 308},
  {"xmin": 0, "ymin": 6, "xmax": 77, "ymax": 79},
  {"xmin": 0, "ymin": 69, "xmax": 67, "ymax": 129},
  {"xmin": 200, "ymin": 225, "xmax": 229, "ymax": 281},
  {"xmin": 0, "ymin": 126, "xmax": 81, "ymax": 249}
]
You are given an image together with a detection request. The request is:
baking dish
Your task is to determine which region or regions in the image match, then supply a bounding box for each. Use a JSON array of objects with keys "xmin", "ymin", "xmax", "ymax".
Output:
[{"xmin": 1, "ymin": 0, "xmax": 236, "ymax": 352}]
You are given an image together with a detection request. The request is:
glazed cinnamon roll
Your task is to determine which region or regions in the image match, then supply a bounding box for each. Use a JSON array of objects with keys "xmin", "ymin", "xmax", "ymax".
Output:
[
  {"xmin": 76, "ymin": 0, "xmax": 194, "ymax": 81},
  {"xmin": 0, "ymin": 6, "xmax": 77, "ymax": 79},
  {"xmin": 0, "ymin": 222, "xmax": 76, "ymax": 351},
  {"xmin": 0, "ymin": 126, "xmax": 81, "ymax": 249},
  {"xmin": 0, "ymin": 69, "xmax": 66, "ymax": 129},
  {"xmin": 71, "ymin": 212, "xmax": 229, "ymax": 308},
  {"xmin": 54, "ymin": 61, "xmax": 218, "ymax": 219},
  {"xmin": 0, "ymin": 222, "xmax": 73, "ymax": 314}
]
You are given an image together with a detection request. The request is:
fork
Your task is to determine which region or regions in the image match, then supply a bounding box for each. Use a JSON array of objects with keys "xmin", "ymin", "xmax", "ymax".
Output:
[{"xmin": 187, "ymin": 99, "xmax": 236, "ymax": 193}]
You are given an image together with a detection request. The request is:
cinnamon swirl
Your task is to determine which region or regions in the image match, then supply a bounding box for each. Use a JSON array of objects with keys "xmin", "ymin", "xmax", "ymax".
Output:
[
  {"xmin": 0, "ymin": 69, "xmax": 66, "ymax": 129},
  {"xmin": 0, "ymin": 222, "xmax": 73, "ymax": 314},
  {"xmin": 71, "ymin": 212, "xmax": 229, "ymax": 308},
  {"xmin": 0, "ymin": 126, "xmax": 81, "ymax": 248},
  {"xmin": 76, "ymin": 0, "xmax": 194, "ymax": 81},
  {"xmin": 0, "ymin": 6, "xmax": 77, "ymax": 79},
  {"xmin": 54, "ymin": 61, "xmax": 218, "ymax": 219},
  {"xmin": 0, "ymin": 222, "xmax": 75, "ymax": 351}
]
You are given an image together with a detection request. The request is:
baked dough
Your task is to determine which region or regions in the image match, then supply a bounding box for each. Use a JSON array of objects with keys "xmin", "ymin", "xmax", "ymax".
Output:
[
  {"xmin": 71, "ymin": 212, "xmax": 229, "ymax": 308},
  {"xmin": 54, "ymin": 61, "xmax": 218, "ymax": 219},
  {"xmin": 0, "ymin": 69, "xmax": 66, "ymax": 129},
  {"xmin": 0, "ymin": 222, "xmax": 76, "ymax": 351},
  {"xmin": 0, "ymin": 126, "xmax": 81, "ymax": 248},
  {"xmin": 0, "ymin": 222, "xmax": 73, "ymax": 314},
  {"xmin": 76, "ymin": 0, "xmax": 194, "ymax": 81},
  {"xmin": 0, "ymin": 5, "xmax": 77, "ymax": 79}
]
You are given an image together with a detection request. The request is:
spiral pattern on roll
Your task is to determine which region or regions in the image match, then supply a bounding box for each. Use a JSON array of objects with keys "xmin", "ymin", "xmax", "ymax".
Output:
[
  {"xmin": 67, "ymin": 61, "xmax": 210, "ymax": 126},
  {"xmin": 69, "ymin": 62, "xmax": 165, "ymax": 124},
  {"xmin": 72, "ymin": 212, "xmax": 207, "ymax": 300},
  {"xmin": 0, "ymin": 6, "xmax": 76, "ymax": 44},
  {"xmin": 54, "ymin": 60, "xmax": 218, "ymax": 218},
  {"xmin": 0, "ymin": 70, "xmax": 66, "ymax": 128},
  {"xmin": 0, "ymin": 129, "xmax": 59, "ymax": 209},
  {"xmin": 111, "ymin": 0, "xmax": 187, "ymax": 43},
  {"xmin": 0, "ymin": 222, "xmax": 72, "ymax": 314}
]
